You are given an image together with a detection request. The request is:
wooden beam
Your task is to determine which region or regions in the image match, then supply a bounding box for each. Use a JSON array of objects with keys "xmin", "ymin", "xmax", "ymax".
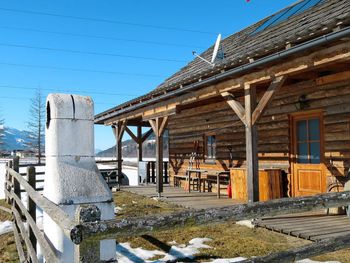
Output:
[
  {"xmin": 159, "ymin": 116, "xmax": 168, "ymax": 136},
  {"xmin": 79, "ymin": 190, "xmax": 350, "ymax": 241},
  {"xmin": 149, "ymin": 119, "xmax": 157, "ymax": 137},
  {"xmin": 244, "ymin": 83, "xmax": 259, "ymax": 203},
  {"xmin": 221, "ymin": 92, "xmax": 247, "ymax": 126},
  {"xmin": 252, "ymin": 76, "xmax": 286, "ymax": 125},
  {"xmin": 125, "ymin": 126, "xmax": 138, "ymax": 143},
  {"xmin": 142, "ymin": 128, "xmax": 153, "ymax": 143}
]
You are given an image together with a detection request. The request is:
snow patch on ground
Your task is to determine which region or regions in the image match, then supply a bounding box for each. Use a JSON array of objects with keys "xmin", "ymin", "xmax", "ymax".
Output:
[
  {"xmin": 0, "ymin": 221, "xmax": 13, "ymax": 235},
  {"xmin": 236, "ymin": 220, "xmax": 255, "ymax": 229},
  {"xmin": 115, "ymin": 237, "xmax": 340, "ymax": 263},
  {"xmin": 116, "ymin": 238, "xmax": 211, "ymax": 263}
]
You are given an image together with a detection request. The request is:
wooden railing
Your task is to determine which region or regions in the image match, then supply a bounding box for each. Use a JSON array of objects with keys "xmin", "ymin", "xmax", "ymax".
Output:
[
  {"xmin": 4, "ymin": 157, "xmax": 77, "ymax": 263},
  {"xmin": 4, "ymin": 156, "xmax": 350, "ymax": 262},
  {"xmin": 145, "ymin": 161, "xmax": 169, "ymax": 184}
]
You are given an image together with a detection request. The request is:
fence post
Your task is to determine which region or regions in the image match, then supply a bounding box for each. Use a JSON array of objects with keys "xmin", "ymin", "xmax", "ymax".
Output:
[
  {"xmin": 164, "ymin": 162, "xmax": 168, "ymax": 184},
  {"xmin": 5, "ymin": 160, "xmax": 12, "ymax": 204},
  {"xmin": 12, "ymin": 158, "xmax": 21, "ymax": 210},
  {"xmin": 27, "ymin": 166, "xmax": 37, "ymax": 253},
  {"xmin": 151, "ymin": 161, "xmax": 155, "ymax": 183},
  {"xmin": 13, "ymin": 156, "xmax": 20, "ymax": 172},
  {"xmin": 75, "ymin": 205, "xmax": 101, "ymax": 263}
]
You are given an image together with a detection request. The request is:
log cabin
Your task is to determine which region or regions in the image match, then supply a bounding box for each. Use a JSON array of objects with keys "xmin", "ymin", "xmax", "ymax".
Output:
[{"xmin": 95, "ymin": 0, "xmax": 350, "ymax": 203}]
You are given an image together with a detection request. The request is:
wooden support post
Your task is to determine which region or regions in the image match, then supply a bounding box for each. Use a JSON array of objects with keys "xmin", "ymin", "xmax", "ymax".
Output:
[
  {"xmin": 137, "ymin": 125, "xmax": 143, "ymax": 162},
  {"xmin": 245, "ymin": 83, "xmax": 259, "ymax": 203},
  {"xmin": 156, "ymin": 129, "xmax": 163, "ymax": 194},
  {"xmin": 75, "ymin": 205, "xmax": 101, "ymax": 263},
  {"xmin": 222, "ymin": 76, "xmax": 286, "ymax": 203},
  {"xmin": 27, "ymin": 166, "xmax": 37, "ymax": 253},
  {"xmin": 112, "ymin": 121, "xmax": 126, "ymax": 187},
  {"xmin": 149, "ymin": 117, "xmax": 168, "ymax": 197}
]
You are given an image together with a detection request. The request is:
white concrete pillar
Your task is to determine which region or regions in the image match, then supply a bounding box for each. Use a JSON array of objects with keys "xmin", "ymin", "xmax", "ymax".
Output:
[{"xmin": 43, "ymin": 94, "xmax": 115, "ymax": 262}]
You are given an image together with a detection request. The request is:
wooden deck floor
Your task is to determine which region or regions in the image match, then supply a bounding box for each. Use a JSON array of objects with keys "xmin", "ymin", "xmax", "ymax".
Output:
[
  {"xmin": 254, "ymin": 212, "xmax": 350, "ymax": 241},
  {"xmin": 121, "ymin": 185, "xmax": 241, "ymax": 209},
  {"xmin": 122, "ymin": 185, "xmax": 350, "ymax": 242}
]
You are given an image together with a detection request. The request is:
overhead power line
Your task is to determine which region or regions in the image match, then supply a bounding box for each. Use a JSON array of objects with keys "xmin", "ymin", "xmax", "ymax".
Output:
[
  {"xmin": 0, "ymin": 96, "xmax": 117, "ymax": 106},
  {"xmin": 0, "ymin": 25, "xmax": 206, "ymax": 49},
  {"xmin": 0, "ymin": 61, "xmax": 165, "ymax": 77},
  {"xmin": 0, "ymin": 84, "xmax": 142, "ymax": 97},
  {"xmin": 0, "ymin": 42, "xmax": 187, "ymax": 63},
  {"xmin": 0, "ymin": 7, "xmax": 218, "ymax": 35}
]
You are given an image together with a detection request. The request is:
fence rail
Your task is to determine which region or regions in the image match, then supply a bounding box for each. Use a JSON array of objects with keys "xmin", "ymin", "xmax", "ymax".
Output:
[{"xmin": 4, "ymin": 157, "xmax": 350, "ymax": 262}]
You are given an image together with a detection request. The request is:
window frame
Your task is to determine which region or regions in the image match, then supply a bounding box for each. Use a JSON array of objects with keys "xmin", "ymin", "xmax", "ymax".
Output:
[{"xmin": 204, "ymin": 134, "xmax": 216, "ymax": 163}]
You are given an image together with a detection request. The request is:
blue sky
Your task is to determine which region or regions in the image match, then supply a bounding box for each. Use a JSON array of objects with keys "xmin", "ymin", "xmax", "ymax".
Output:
[{"xmin": 0, "ymin": 0, "xmax": 296, "ymax": 150}]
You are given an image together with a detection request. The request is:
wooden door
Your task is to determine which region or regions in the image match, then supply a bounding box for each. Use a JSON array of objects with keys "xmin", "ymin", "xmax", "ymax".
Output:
[{"xmin": 291, "ymin": 111, "xmax": 326, "ymax": 197}]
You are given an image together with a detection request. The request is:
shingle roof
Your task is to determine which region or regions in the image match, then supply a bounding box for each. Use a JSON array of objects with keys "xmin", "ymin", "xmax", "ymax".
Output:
[{"xmin": 96, "ymin": 0, "xmax": 350, "ymax": 121}]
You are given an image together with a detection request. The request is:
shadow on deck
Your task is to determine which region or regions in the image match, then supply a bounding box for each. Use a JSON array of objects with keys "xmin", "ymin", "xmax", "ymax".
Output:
[{"xmin": 121, "ymin": 185, "xmax": 241, "ymax": 209}]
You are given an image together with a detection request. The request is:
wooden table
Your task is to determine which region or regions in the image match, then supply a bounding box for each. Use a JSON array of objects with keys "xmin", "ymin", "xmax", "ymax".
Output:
[{"xmin": 186, "ymin": 169, "xmax": 207, "ymax": 193}]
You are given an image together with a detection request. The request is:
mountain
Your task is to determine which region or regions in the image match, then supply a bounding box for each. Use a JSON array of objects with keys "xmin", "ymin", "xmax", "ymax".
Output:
[
  {"xmin": 1, "ymin": 126, "xmax": 32, "ymax": 151},
  {"xmin": 97, "ymin": 132, "xmax": 169, "ymax": 158}
]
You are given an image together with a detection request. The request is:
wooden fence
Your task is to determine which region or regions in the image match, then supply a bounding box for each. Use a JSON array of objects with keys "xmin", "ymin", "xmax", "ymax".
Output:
[{"xmin": 4, "ymin": 157, "xmax": 350, "ymax": 262}]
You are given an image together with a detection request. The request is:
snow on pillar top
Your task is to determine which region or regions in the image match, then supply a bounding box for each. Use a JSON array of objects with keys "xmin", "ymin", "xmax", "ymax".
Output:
[{"xmin": 46, "ymin": 94, "xmax": 95, "ymax": 157}]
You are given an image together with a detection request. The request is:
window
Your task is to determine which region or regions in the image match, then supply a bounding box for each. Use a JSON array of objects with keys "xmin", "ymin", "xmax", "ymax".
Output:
[
  {"xmin": 296, "ymin": 118, "xmax": 321, "ymax": 164},
  {"xmin": 205, "ymin": 135, "xmax": 216, "ymax": 161},
  {"xmin": 252, "ymin": 0, "xmax": 325, "ymax": 35}
]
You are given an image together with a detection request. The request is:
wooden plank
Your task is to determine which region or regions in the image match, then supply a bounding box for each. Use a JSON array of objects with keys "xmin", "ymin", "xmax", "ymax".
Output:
[
  {"xmin": 309, "ymin": 230, "xmax": 350, "ymax": 241},
  {"xmin": 12, "ymin": 208, "xmax": 39, "ymax": 263},
  {"xmin": 12, "ymin": 221, "xmax": 26, "ymax": 263},
  {"xmin": 9, "ymin": 189, "xmax": 60, "ymax": 262},
  {"xmin": 298, "ymin": 225, "xmax": 350, "ymax": 240},
  {"xmin": 252, "ymin": 76, "xmax": 286, "ymax": 125},
  {"xmin": 5, "ymin": 167, "xmax": 77, "ymax": 243},
  {"xmin": 316, "ymin": 70, "xmax": 350, "ymax": 86}
]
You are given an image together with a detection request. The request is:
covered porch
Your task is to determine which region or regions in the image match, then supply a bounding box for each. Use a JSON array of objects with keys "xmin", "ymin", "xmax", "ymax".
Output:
[{"xmin": 95, "ymin": 38, "xmax": 350, "ymax": 202}]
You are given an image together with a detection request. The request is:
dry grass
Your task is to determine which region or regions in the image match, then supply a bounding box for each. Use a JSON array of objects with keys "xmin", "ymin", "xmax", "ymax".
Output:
[
  {"xmin": 0, "ymin": 200, "xmax": 19, "ymax": 263},
  {"xmin": 113, "ymin": 190, "xmax": 184, "ymax": 218}
]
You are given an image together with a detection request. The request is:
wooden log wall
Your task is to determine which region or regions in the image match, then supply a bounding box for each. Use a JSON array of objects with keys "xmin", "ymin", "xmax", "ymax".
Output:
[{"xmin": 168, "ymin": 77, "xmax": 350, "ymax": 195}]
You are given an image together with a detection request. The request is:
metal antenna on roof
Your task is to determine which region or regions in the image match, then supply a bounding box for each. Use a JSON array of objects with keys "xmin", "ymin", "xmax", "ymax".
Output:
[{"xmin": 192, "ymin": 34, "xmax": 222, "ymax": 67}]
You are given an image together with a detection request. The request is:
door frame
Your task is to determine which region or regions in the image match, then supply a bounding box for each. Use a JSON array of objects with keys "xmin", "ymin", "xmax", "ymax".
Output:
[{"xmin": 289, "ymin": 110, "xmax": 326, "ymax": 197}]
